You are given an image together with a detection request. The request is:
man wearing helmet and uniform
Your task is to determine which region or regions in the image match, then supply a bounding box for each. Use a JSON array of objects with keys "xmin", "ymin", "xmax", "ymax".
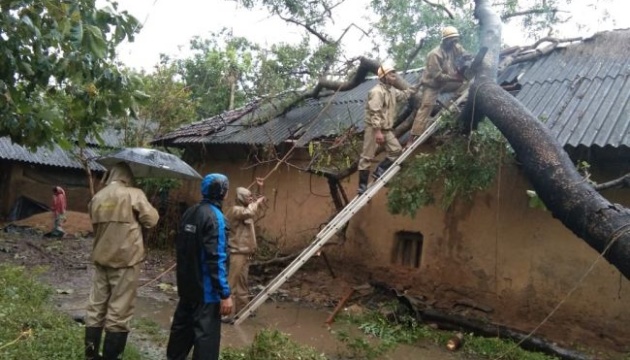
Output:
[
  {"xmin": 408, "ymin": 26, "xmax": 469, "ymax": 146},
  {"xmin": 166, "ymin": 173, "xmax": 233, "ymax": 360},
  {"xmin": 357, "ymin": 64, "xmax": 416, "ymax": 195}
]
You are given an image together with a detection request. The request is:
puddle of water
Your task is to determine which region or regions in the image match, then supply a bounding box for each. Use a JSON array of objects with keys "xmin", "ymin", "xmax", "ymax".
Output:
[{"xmin": 134, "ymin": 297, "xmax": 466, "ymax": 360}]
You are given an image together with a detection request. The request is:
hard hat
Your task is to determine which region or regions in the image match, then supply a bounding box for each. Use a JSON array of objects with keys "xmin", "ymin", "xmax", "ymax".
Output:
[
  {"xmin": 442, "ymin": 26, "xmax": 460, "ymax": 41},
  {"xmin": 377, "ymin": 64, "xmax": 396, "ymax": 79}
]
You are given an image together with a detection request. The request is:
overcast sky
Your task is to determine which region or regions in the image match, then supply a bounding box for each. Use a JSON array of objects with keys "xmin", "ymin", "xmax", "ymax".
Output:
[{"xmin": 110, "ymin": 0, "xmax": 630, "ymax": 72}]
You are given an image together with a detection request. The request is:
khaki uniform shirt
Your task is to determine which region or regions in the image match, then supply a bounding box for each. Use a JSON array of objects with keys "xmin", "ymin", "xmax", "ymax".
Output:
[
  {"xmin": 365, "ymin": 82, "xmax": 413, "ymax": 130},
  {"xmin": 421, "ymin": 43, "xmax": 466, "ymax": 89}
]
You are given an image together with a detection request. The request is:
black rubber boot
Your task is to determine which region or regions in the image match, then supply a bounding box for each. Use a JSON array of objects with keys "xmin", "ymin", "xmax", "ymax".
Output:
[
  {"xmin": 372, "ymin": 158, "xmax": 394, "ymax": 180},
  {"xmin": 102, "ymin": 331, "xmax": 128, "ymax": 360},
  {"xmin": 357, "ymin": 170, "xmax": 370, "ymax": 195},
  {"xmin": 85, "ymin": 327, "xmax": 103, "ymax": 360}
]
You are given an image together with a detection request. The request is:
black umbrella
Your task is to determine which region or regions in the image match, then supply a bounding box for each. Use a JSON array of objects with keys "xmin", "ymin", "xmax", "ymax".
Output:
[{"xmin": 96, "ymin": 147, "xmax": 202, "ymax": 180}]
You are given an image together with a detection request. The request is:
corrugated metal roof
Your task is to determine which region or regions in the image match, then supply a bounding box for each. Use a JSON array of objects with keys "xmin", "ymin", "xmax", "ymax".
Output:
[
  {"xmin": 168, "ymin": 70, "xmax": 424, "ymax": 146},
  {"xmin": 159, "ymin": 29, "xmax": 630, "ymax": 150},
  {"xmin": 0, "ymin": 137, "xmax": 106, "ymax": 171},
  {"xmin": 506, "ymin": 29, "xmax": 630, "ymax": 148}
]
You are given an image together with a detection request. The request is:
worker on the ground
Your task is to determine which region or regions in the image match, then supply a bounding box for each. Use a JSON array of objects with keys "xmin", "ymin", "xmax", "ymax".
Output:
[
  {"xmin": 357, "ymin": 64, "xmax": 416, "ymax": 195},
  {"xmin": 407, "ymin": 26, "xmax": 469, "ymax": 146},
  {"xmin": 85, "ymin": 162, "xmax": 159, "ymax": 360},
  {"xmin": 223, "ymin": 177, "xmax": 266, "ymax": 323}
]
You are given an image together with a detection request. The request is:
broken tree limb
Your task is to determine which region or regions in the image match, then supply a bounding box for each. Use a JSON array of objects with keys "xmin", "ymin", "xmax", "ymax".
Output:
[
  {"xmin": 417, "ymin": 308, "xmax": 593, "ymax": 360},
  {"xmin": 471, "ymin": 0, "xmax": 630, "ymax": 280},
  {"xmin": 594, "ymin": 173, "xmax": 630, "ymax": 191}
]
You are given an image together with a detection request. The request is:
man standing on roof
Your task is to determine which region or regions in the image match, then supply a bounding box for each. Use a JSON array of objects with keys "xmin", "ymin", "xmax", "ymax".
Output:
[
  {"xmin": 357, "ymin": 64, "xmax": 416, "ymax": 195},
  {"xmin": 166, "ymin": 173, "xmax": 233, "ymax": 360},
  {"xmin": 408, "ymin": 26, "xmax": 470, "ymax": 146},
  {"xmin": 85, "ymin": 162, "xmax": 159, "ymax": 360}
]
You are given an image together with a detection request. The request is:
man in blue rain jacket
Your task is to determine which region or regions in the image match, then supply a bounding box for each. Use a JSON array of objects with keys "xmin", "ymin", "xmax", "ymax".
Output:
[{"xmin": 166, "ymin": 173, "xmax": 233, "ymax": 360}]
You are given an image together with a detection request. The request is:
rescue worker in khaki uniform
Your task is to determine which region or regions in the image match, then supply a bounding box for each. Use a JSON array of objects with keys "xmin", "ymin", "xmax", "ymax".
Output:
[
  {"xmin": 408, "ymin": 26, "xmax": 469, "ymax": 146},
  {"xmin": 357, "ymin": 64, "xmax": 416, "ymax": 195},
  {"xmin": 224, "ymin": 178, "xmax": 266, "ymax": 321},
  {"xmin": 85, "ymin": 162, "xmax": 159, "ymax": 360}
]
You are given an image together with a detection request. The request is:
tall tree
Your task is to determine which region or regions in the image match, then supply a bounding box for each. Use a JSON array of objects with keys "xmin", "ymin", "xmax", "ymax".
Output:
[
  {"xmin": 0, "ymin": 0, "xmax": 143, "ymax": 149},
  {"xmin": 176, "ymin": 31, "xmax": 256, "ymax": 118}
]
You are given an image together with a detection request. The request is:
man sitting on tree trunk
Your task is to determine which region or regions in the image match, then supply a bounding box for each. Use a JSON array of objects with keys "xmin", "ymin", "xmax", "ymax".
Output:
[
  {"xmin": 357, "ymin": 64, "xmax": 416, "ymax": 195},
  {"xmin": 407, "ymin": 26, "xmax": 470, "ymax": 146}
]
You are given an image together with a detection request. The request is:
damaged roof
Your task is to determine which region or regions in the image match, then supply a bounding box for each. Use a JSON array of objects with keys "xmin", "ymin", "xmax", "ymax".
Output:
[{"xmin": 157, "ymin": 28, "xmax": 630, "ymax": 150}]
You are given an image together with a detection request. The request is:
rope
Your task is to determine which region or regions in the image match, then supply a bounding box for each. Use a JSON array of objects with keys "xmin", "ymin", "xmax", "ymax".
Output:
[{"xmin": 492, "ymin": 223, "xmax": 630, "ymax": 359}]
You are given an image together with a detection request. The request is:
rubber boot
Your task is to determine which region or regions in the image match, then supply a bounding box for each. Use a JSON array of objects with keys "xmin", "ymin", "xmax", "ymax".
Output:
[
  {"xmin": 357, "ymin": 170, "xmax": 370, "ymax": 195},
  {"xmin": 372, "ymin": 158, "xmax": 394, "ymax": 180},
  {"xmin": 102, "ymin": 331, "xmax": 128, "ymax": 360},
  {"xmin": 85, "ymin": 327, "xmax": 103, "ymax": 360}
]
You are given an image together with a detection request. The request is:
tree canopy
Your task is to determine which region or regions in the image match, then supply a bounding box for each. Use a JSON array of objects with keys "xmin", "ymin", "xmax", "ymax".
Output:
[{"xmin": 0, "ymin": 0, "xmax": 146, "ymax": 149}]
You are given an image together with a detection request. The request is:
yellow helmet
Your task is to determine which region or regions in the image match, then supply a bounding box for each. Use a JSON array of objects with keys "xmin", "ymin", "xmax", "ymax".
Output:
[
  {"xmin": 442, "ymin": 26, "xmax": 460, "ymax": 41},
  {"xmin": 377, "ymin": 64, "xmax": 396, "ymax": 79}
]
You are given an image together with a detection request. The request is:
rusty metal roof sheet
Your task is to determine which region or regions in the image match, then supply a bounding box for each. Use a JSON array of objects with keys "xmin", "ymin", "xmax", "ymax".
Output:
[{"xmin": 0, "ymin": 137, "xmax": 106, "ymax": 171}]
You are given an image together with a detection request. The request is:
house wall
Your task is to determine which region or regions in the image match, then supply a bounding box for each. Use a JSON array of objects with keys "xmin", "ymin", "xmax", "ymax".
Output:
[
  {"xmin": 182, "ymin": 147, "xmax": 630, "ymax": 349},
  {"xmin": 0, "ymin": 162, "xmax": 95, "ymax": 218}
]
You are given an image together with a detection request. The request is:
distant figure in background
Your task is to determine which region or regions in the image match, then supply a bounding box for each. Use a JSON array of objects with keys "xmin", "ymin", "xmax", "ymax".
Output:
[
  {"xmin": 51, "ymin": 186, "xmax": 67, "ymax": 236},
  {"xmin": 85, "ymin": 162, "xmax": 159, "ymax": 360},
  {"xmin": 224, "ymin": 177, "xmax": 266, "ymax": 322}
]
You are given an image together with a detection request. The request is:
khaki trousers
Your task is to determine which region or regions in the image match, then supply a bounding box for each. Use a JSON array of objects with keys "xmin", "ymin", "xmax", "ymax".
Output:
[
  {"xmin": 358, "ymin": 127, "xmax": 402, "ymax": 171},
  {"xmin": 85, "ymin": 263, "xmax": 140, "ymax": 332},
  {"xmin": 228, "ymin": 253, "xmax": 250, "ymax": 314},
  {"xmin": 411, "ymin": 82, "xmax": 467, "ymax": 136}
]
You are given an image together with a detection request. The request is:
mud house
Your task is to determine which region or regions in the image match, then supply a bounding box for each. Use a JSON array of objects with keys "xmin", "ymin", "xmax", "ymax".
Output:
[
  {"xmin": 154, "ymin": 29, "xmax": 630, "ymax": 349},
  {"xmin": 0, "ymin": 131, "xmax": 124, "ymax": 220}
]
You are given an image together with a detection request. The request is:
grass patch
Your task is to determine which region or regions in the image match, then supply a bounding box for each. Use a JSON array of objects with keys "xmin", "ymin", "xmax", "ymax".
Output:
[
  {"xmin": 220, "ymin": 328, "xmax": 327, "ymax": 360},
  {"xmin": 0, "ymin": 265, "xmax": 142, "ymax": 359},
  {"xmin": 335, "ymin": 304, "xmax": 559, "ymax": 360}
]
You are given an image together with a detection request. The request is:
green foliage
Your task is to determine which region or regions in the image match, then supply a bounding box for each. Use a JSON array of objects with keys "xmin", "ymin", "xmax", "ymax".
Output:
[
  {"xmin": 369, "ymin": 0, "xmax": 606, "ymax": 70},
  {"xmin": 220, "ymin": 329, "xmax": 326, "ymax": 360},
  {"xmin": 308, "ymin": 124, "xmax": 362, "ymax": 172},
  {"xmin": 127, "ymin": 60, "xmax": 198, "ymax": 146},
  {"xmin": 0, "ymin": 0, "xmax": 142, "ymax": 150},
  {"xmin": 338, "ymin": 307, "xmax": 557, "ymax": 360},
  {"xmin": 0, "ymin": 265, "xmax": 141, "ymax": 359},
  {"xmin": 176, "ymin": 31, "xmax": 256, "ymax": 118},
  {"xmin": 387, "ymin": 120, "xmax": 506, "ymax": 217}
]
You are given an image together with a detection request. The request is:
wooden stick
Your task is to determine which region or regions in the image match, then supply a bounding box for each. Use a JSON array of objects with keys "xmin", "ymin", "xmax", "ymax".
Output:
[{"xmin": 325, "ymin": 288, "xmax": 355, "ymax": 325}]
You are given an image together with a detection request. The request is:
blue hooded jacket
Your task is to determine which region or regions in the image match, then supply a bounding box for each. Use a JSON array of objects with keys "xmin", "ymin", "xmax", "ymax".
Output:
[{"xmin": 175, "ymin": 173, "xmax": 231, "ymax": 303}]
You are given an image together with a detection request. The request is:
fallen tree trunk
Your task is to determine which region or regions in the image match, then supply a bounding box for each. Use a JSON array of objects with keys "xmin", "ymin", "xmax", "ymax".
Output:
[
  {"xmin": 470, "ymin": 0, "xmax": 630, "ymax": 280},
  {"xmin": 413, "ymin": 306, "xmax": 593, "ymax": 360}
]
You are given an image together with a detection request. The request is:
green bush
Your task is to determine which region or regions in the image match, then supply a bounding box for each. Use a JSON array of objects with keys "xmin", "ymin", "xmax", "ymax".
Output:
[
  {"xmin": 0, "ymin": 265, "xmax": 142, "ymax": 359},
  {"xmin": 221, "ymin": 328, "xmax": 326, "ymax": 360}
]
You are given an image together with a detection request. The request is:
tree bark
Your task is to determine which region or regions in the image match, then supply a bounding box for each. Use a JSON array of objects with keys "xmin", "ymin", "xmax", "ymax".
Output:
[{"xmin": 471, "ymin": 0, "xmax": 630, "ymax": 279}]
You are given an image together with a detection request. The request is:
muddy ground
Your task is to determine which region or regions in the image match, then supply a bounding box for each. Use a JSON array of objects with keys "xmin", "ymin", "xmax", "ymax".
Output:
[{"xmin": 0, "ymin": 211, "xmax": 627, "ymax": 359}]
